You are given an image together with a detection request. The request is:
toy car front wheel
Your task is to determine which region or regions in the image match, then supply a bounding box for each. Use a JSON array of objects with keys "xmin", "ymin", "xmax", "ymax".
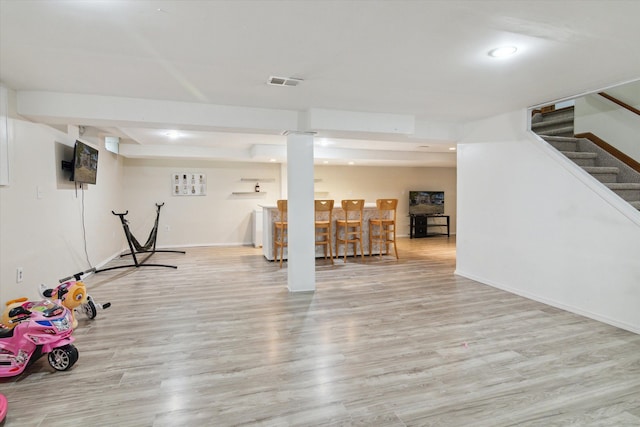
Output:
[
  {"xmin": 47, "ymin": 344, "xmax": 79, "ymax": 371},
  {"xmin": 82, "ymin": 298, "xmax": 97, "ymax": 319}
]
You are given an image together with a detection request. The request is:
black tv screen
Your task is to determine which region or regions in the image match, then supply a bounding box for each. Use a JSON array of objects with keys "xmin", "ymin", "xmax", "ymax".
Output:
[
  {"xmin": 409, "ymin": 191, "xmax": 444, "ymax": 215},
  {"xmin": 70, "ymin": 140, "xmax": 98, "ymax": 184}
]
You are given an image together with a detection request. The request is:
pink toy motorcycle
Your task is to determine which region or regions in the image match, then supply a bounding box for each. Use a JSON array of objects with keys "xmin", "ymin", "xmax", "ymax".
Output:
[
  {"xmin": 0, "ymin": 298, "xmax": 78, "ymax": 377},
  {"xmin": 40, "ymin": 269, "xmax": 110, "ymax": 324},
  {"xmin": 0, "ymin": 392, "xmax": 6, "ymax": 423}
]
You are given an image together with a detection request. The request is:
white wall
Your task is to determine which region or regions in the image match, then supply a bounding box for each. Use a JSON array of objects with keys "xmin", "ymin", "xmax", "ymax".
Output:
[
  {"xmin": 121, "ymin": 158, "xmax": 283, "ymax": 247},
  {"xmin": 574, "ymin": 80, "xmax": 640, "ymax": 163},
  {"xmin": 0, "ymin": 119, "xmax": 124, "ymax": 303},
  {"xmin": 457, "ymin": 110, "xmax": 640, "ymax": 334},
  {"xmin": 121, "ymin": 159, "xmax": 457, "ymax": 247},
  {"xmin": 314, "ymin": 165, "xmax": 456, "ymax": 235}
]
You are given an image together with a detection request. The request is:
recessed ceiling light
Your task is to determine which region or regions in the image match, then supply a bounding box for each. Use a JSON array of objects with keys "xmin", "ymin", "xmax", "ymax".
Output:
[
  {"xmin": 165, "ymin": 130, "xmax": 181, "ymax": 139},
  {"xmin": 269, "ymin": 158, "xmax": 276, "ymax": 162},
  {"xmin": 488, "ymin": 46, "xmax": 518, "ymax": 58},
  {"xmin": 348, "ymin": 161, "xmax": 355, "ymax": 165},
  {"xmin": 449, "ymin": 147, "xmax": 457, "ymax": 151},
  {"xmin": 323, "ymin": 160, "xmax": 329, "ymax": 164},
  {"xmin": 317, "ymin": 138, "xmax": 331, "ymax": 147}
]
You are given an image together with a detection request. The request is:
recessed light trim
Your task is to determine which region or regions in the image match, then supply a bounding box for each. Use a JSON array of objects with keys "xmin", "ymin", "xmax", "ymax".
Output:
[{"xmin": 488, "ymin": 46, "xmax": 518, "ymax": 58}]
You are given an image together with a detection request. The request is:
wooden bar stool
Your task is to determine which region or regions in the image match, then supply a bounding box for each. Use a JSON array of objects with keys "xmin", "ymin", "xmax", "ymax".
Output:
[
  {"xmin": 336, "ymin": 199, "xmax": 365, "ymax": 262},
  {"xmin": 274, "ymin": 199, "xmax": 288, "ymax": 268},
  {"xmin": 369, "ymin": 198, "xmax": 399, "ymax": 259},
  {"xmin": 314, "ymin": 199, "xmax": 334, "ymax": 264}
]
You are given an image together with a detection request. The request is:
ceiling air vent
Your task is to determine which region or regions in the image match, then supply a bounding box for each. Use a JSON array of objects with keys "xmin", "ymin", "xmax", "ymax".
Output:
[{"xmin": 268, "ymin": 76, "xmax": 303, "ymax": 87}]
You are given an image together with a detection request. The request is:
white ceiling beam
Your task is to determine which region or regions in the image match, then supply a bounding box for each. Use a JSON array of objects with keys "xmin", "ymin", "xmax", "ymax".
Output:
[
  {"xmin": 119, "ymin": 144, "xmax": 251, "ymax": 161},
  {"xmin": 305, "ymin": 108, "xmax": 415, "ymax": 135},
  {"xmin": 17, "ymin": 91, "xmax": 299, "ymax": 133}
]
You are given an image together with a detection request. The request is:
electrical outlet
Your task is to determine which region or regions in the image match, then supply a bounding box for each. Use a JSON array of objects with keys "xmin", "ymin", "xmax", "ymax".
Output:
[{"xmin": 16, "ymin": 267, "xmax": 24, "ymax": 283}]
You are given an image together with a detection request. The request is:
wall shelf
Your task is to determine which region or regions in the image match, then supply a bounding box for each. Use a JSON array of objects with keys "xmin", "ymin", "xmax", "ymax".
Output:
[
  {"xmin": 232, "ymin": 192, "xmax": 267, "ymax": 195},
  {"xmin": 240, "ymin": 178, "xmax": 275, "ymax": 182}
]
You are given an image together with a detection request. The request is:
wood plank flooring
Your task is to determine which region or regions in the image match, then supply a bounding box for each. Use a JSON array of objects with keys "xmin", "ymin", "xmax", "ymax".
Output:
[{"xmin": 2, "ymin": 237, "xmax": 640, "ymax": 426}]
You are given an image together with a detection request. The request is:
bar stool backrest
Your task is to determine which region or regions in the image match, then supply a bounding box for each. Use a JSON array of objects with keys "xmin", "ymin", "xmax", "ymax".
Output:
[
  {"xmin": 315, "ymin": 199, "xmax": 334, "ymax": 219},
  {"xmin": 276, "ymin": 199, "xmax": 288, "ymax": 224},
  {"xmin": 376, "ymin": 198, "xmax": 398, "ymax": 221},
  {"xmin": 341, "ymin": 199, "xmax": 365, "ymax": 223}
]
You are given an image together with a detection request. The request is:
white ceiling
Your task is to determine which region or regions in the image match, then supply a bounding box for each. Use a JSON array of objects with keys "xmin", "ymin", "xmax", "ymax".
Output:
[{"xmin": 2, "ymin": 0, "xmax": 639, "ymax": 166}]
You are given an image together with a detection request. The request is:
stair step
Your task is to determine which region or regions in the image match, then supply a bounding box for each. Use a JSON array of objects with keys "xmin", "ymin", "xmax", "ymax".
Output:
[
  {"xmin": 605, "ymin": 183, "xmax": 640, "ymax": 202},
  {"xmin": 562, "ymin": 151, "xmax": 597, "ymax": 167},
  {"xmin": 539, "ymin": 107, "xmax": 575, "ymax": 121},
  {"xmin": 562, "ymin": 151, "xmax": 597, "ymax": 159},
  {"xmin": 583, "ymin": 166, "xmax": 619, "ymax": 173},
  {"xmin": 531, "ymin": 116, "xmax": 574, "ymax": 129},
  {"xmin": 542, "ymin": 136, "xmax": 579, "ymax": 151},
  {"xmin": 541, "ymin": 136, "xmax": 581, "ymax": 143},
  {"xmin": 605, "ymin": 183, "xmax": 640, "ymax": 190},
  {"xmin": 583, "ymin": 166, "xmax": 619, "ymax": 183},
  {"xmin": 536, "ymin": 126, "xmax": 574, "ymax": 137}
]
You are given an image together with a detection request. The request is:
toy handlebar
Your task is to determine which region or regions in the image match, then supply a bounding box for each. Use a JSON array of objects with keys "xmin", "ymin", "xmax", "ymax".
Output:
[
  {"xmin": 8, "ymin": 306, "xmax": 31, "ymax": 318},
  {"xmin": 58, "ymin": 267, "xmax": 96, "ymax": 283},
  {"xmin": 10, "ymin": 315, "xmax": 31, "ymax": 324}
]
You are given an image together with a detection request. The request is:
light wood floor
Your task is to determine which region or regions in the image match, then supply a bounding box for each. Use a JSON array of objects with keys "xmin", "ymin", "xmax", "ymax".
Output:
[{"xmin": 2, "ymin": 237, "xmax": 640, "ymax": 426}]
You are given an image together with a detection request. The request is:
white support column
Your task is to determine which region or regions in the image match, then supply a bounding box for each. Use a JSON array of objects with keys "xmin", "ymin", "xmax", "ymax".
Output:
[{"xmin": 286, "ymin": 132, "xmax": 315, "ymax": 292}]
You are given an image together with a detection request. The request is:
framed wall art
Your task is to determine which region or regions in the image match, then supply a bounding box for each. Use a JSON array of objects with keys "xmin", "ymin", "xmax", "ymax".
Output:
[{"xmin": 172, "ymin": 172, "xmax": 206, "ymax": 196}]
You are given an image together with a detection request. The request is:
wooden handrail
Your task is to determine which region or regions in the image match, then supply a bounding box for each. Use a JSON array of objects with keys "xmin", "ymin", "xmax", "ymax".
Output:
[
  {"xmin": 598, "ymin": 92, "xmax": 640, "ymax": 116},
  {"xmin": 575, "ymin": 132, "xmax": 640, "ymax": 174}
]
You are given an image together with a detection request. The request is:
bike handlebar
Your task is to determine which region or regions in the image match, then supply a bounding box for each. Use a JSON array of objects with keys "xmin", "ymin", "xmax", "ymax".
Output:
[{"xmin": 111, "ymin": 210, "xmax": 129, "ymax": 216}]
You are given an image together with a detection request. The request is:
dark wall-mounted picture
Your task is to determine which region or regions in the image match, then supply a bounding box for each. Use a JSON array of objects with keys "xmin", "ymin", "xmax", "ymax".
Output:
[
  {"xmin": 71, "ymin": 140, "xmax": 98, "ymax": 185},
  {"xmin": 409, "ymin": 191, "xmax": 444, "ymax": 215}
]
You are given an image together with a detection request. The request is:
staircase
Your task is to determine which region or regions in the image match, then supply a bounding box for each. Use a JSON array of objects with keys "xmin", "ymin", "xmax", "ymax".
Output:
[
  {"xmin": 532, "ymin": 107, "xmax": 640, "ymax": 211},
  {"xmin": 531, "ymin": 107, "xmax": 575, "ymax": 137}
]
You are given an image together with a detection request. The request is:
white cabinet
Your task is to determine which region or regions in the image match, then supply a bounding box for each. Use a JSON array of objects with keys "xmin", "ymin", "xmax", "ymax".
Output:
[{"xmin": 252, "ymin": 209, "xmax": 263, "ymax": 248}]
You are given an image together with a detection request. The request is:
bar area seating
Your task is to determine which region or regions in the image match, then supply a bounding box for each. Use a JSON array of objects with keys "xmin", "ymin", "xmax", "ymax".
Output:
[
  {"xmin": 274, "ymin": 199, "xmax": 287, "ymax": 268},
  {"xmin": 369, "ymin": 198, "xmax": 399, "ymax": 259},
  {"xmin": 314, "ymin": 199, "xmax": 334, "ymax": 264},
  {"xmin": 261, "ymin": 201, "xmax": 384, "ymax": 263},
  {"xmin": 336, "ymin": 199, "xmax": 365, "ymax": 262}
]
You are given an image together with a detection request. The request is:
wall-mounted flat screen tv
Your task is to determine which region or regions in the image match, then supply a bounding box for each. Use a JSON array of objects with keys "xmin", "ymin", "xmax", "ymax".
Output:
[
  {"xmin": 70, "ymin": 140, "xmax": 98, "ymax": 185},
  {"xmin": 409, "ymin": 191, "xmax": 444, "ymax": 215}
]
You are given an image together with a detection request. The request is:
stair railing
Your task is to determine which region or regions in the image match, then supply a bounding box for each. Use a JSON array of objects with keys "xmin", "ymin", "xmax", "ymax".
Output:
[
  {"xmin": 573, "ymin": 132, "xmax": 640, "ymax": 174},
  {"xmin": 597, "ymin": 92, "xmax": 640, "ymax": 117}
]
